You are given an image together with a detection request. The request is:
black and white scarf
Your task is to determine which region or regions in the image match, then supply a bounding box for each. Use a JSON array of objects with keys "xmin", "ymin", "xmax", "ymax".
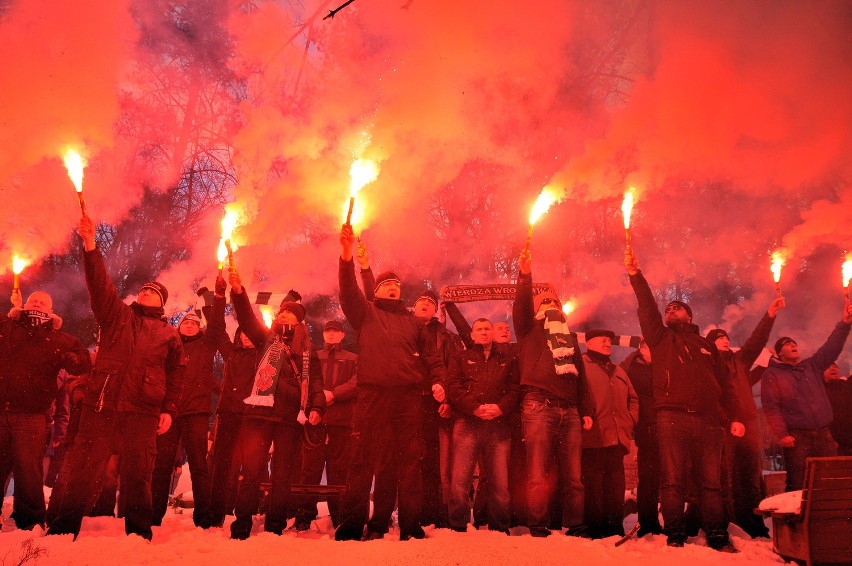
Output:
[
  {"xmin": 536, "ymin": 308, "xmax": 578, "ymax": 376},
  {"xmin": 244, "ymin": 333, "xmax": 287, "ymax": 407}
]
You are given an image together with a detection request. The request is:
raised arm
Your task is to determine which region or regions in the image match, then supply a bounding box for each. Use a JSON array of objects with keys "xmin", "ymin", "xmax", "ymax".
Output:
[
  {"xmin": 228, "ymin": 269, "xmax": 270, "ymax": 348},
  {"xmin": 443, "ymin": 301, "xmax": 474, "ymax": 349},
  {"xmin": 807, "ymin": 304, "xmax": 852, "ymax": 372},
  {"xmin": 79, "ymin": 216, "xmax": 127, "ymax": 329},
  {"xmin": 736, "ymin": 298, "xmax": 784, "ymax": 368},
  {"xmin": 626, "ymin": 250, "xmax": 666, "ymax": 348},
  {"xmin": 512, "ymin": 249, "xmax": 535, "ymax": 338},
  {"xmin": 205, "ymin": 276, "xmax": 232, "ymax": 355}
]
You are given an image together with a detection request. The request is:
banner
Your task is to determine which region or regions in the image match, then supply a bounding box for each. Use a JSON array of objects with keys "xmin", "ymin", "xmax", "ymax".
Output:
[{"xmin": 441, "ymin": 282, "xmax": 556, "ymax": 303}]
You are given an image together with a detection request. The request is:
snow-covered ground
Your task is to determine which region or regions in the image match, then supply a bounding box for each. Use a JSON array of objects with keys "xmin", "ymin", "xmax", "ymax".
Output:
[{"xmin": 0, "ymin": 493, "xmax": 788, "ymax": 566}]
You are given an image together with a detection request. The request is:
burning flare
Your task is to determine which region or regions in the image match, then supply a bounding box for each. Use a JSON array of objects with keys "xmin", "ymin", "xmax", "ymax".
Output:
[
  {"xmin": 62, "ymin": 148, "xmax": 87, "ymax": 193},
  {"xmin": 525, "ymin": 185, "xmax": 560, "ymax": 251},
  {"xmin": 345, "ymin": 158, "xmax": 379, "ymax": 226},
  {"xmin": 562, "ymin": 299, "xmax": 576, "ymax": 316},
  {"xmin": 218, "ymin": 207, "xmax": 241, "ymax": 272},
  {"xmin": 11, "ymin": 255, "xmax": 30, "ymax": 290},
  {"xmin": 621, "ymin": 187, "xmax": 636, "ymax": 230},
  {"xmin": 258, "ymin": 305, "xmax": 274, "ymax": 329},
  {"xmin": 842, "ymin": 256, "xmax": 852, "ymax": 299},
  {"xmin": 770, "ymin": 250, "xmax": 786, "ymax": 298}
]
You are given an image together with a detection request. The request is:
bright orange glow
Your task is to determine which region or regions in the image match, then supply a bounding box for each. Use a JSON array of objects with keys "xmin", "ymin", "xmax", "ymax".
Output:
[
  {"xmin": 341, "ymin": 197, "xmax": 367, "ymax": 227},
  {"xmin": 529, "ymin": 185, "xmax": 560, "ymax": 226},
  {"xmin": 62, "ymin": 147, "xmax": 87, "ymax": 193},
  {"xmin": 562, "ymin": 300, "xmax": 576, "ymax": 316},
  {"xmin": 770, "ymin": 250, "xmax": 785, "ymax": 283},
  {"xmin": 258, "ymin": 305, "xmax": 274, "ymax": 328},
  {"xmin": 843, "ymin": 257, "xmax": 852, "ymax": 288},
  {"xmin": 12, "ymin": 254, "xmax": 30, "ymax": 275},
  {"xmin": 221, "ymin": 208, "xmax": 240, "ymax": 241},
  {"xmin": 217, "ymin": 239, "xmax": 228, "ymax": 267},
  {"xmin": 621, "ymin": 187, "xmax": 636, "ymax": 230},
  {"xmin": 349, "ymin": 158, "xmax": 379, "ymax": 197}
]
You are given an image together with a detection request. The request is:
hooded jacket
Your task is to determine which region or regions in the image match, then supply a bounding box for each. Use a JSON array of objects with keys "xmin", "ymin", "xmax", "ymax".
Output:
[
  {"xmin": 761, "ymin": 321, "xmax": 851, "ymax": 438},
  {"xmin": 216, "ymin": 328, "xmax": 258, "ymax": 416},
  {"xmin": 0, "ymin": 311, "xmax": 90, "ymax": 414},
  {"xmin": 82, "ymin": 248, "xmax": 184, "ymax": 416},
  {"xmin": 629, "ymin": 270, "xmax": 739, "ymax": 424},
  {"xmin": 339, "ymin": 258, "xmax": 446, "ymax": 389}
]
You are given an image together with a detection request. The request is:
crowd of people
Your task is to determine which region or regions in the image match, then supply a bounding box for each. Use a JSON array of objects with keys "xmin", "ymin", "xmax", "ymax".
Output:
[{"xmin": 1, "ymin": 217, "xmax": 851, "ymax": 553}]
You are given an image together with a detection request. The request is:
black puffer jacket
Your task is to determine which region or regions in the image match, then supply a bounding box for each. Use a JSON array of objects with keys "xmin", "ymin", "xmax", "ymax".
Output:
[
  {"xmin": 339, "ymin": 258, "xmax": 446, "ymax": 389},
  {"xmin": 231, "ymin": 289, "xmax": 325, "ymax": 423},
  {"xmin": 512, "ymin": 271, "xmax": 590, "ymax": 415},
  {"xmin": 82, "ymin": 248, "xmax": 184, "ymax": 416},
  {"xmin": 447, "ymin": 344, "xmax": 520, "ymax": 418},
  {"xmin": 318, "ymin": 345, "xmax": 357, "ymax": 427},
  {"xmin": 0, "ymin": 313, "xmax": 90, "ymax": 414},
  {"xmin": 629, "ymin": 271, "xmax": 739, "ymax": 423},
  {"xmin": 175, "ymin": 296, "xmax": 230, "ymax": 416}
]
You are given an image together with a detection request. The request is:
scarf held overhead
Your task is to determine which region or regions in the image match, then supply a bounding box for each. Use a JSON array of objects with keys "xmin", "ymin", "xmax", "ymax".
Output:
[{"xmin": 244, "ymin": 333, "xmax": 287, "ymax": 407}]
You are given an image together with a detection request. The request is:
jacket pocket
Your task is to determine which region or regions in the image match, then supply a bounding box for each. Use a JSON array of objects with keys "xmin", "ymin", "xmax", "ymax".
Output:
[
  {"xmin": 141, "ymin": 366, "xmax": 167, "ymax": 408},
  {"xmin": 521, "ymin": 399, "xmax": 545, "ymax": 414}
]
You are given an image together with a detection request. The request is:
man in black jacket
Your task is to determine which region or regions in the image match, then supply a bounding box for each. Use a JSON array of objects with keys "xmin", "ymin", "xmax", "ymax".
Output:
[
  {"xmin": 334, "ymin": 225, "xmax": 447, "ymax": 541},
  {"xmin": 151, "ymin": 276, "xmax": 230, "ymax": 529},
  {"xmin": 513, "ymin": 249, "xmax": 592, "ymax": 538},
  {"xmin": 625, "ymin": 247, "xmax": 743, "ymax": 552},
  {"xmin": 447, "ymin": 318, "xmax": 519, "ymax": 533},
  {"xmin": 295, "ymin": 319, "xmax": 358, "ymax": 530},
  {"xmin": 705, "ymin": 295, "xmax": 783, "ymax": 539},
  {"xmin": 0, "ymin": 291, "xmax": 91, "ymax": 531},
  {"xmin": 48, "ymin": 215, "xmax": 184, "ymax": 540}
]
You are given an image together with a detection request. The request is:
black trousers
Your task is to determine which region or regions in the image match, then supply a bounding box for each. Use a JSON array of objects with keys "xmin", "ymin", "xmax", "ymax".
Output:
[
  {"xmin": 635, "ymin": 424, "xmax": 661, "ymax": 531},
  {"xmin": 230, "ymin": 418, "xmax": 302, "ymax": 538},
  {"xmin": 295, "ymin": 424, "xmax": 351, "ymax": 527},
  {"xmin": 581, "ymin": 445, "xmax": 626, "ymax": 538},
  {"xmin": 47, "ymin": 408, "xmax": 159, "ymax": 540},
  {"xmin": 0, "ymin": 413, "xmax": 48, "ymax": 529},
  {"xmin": 336, "ymin": 387, "xmax": 424, "ymax": 540},
  {"xmin": 151, "ymin": 414, "xmax": 212, "ymax": 527},
  {"xmin": 209, "ymin": 412, "xmax": 243, "ymax": 526}
]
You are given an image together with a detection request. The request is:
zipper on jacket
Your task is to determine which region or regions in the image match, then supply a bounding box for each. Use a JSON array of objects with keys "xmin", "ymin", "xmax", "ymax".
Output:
[
  {"xmin": 665, "ymin": 370, "xmax": 671, "ymax": 396},
  {"xmin": 96, "ymin": 375, "xmax": 111, "ymax": 412}
]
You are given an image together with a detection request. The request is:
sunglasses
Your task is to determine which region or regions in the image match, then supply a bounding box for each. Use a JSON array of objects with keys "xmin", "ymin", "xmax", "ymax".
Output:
[
  {"xmin": 540, "ymin": 298, "xmax": 556, "ymax": 305},
  {"xmin": 665, "ymin": 304, "xmax": 684, "ymax": 313}
]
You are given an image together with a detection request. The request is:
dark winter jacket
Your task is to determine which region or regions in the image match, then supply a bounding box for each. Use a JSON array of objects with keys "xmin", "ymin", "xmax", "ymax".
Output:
[
  {"xmin": 826, "ymin": 378, "xmax": 852, "ymax": 449},
  {"xmin": 629, "ymin": 271, "xmax": 739, "ymax": 424},
  {"xmin": 447, "ymin": 344, "xmax": 520, "ymax": 418},
  {"xmin": 175, "ymin": 296, "xmax": 230, "ymax": 416},
  {"xmin": 422, "ymin": 317, "xmax": 463, "ymax": 393},
  {"xmin": 718, "ymin": 313, "xmax": 776, "ymax": 423},
  {"xmin": 761, "ymin": 321, "xmax": 851, "ymax": 438},
  {"xmin": 512, "ymin": 271, "xmax": 590, "ymax": 415},
  {"xmin": 319, "ymin": 344, "xmax": 358, "ymax": 427},
  {"xmin": 0, "ymin": 311, "xmax": 90, "ymax": 414},
  {"xmin": 82, "ymin": 248, "xmax": 184, "ymax": 416},
  {"xmin": 216, "ymin": 330, "xmax": 258, "ymax": 416},
  {"xmin": 582, "ymin": 351, "xmax": 638, "ymax": 450},
  {"xmin": 620, "ymin": 350, "xmax": 654, "ymax": 433},
  {"xmin": 231, "ymin": 288, "xmax": 325, "ymax": 423},
  {"xmin": 339, "ymin": 258, "xmax": 446, "ymax": 389}
]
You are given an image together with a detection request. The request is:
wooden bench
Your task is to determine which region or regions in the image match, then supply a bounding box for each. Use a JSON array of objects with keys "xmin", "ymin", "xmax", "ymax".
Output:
[
  {"xmin": 755, "ymin": 457, "xmax": 852, "ymax": 565},
  {"xmin": 258, "ymin": 482, "xmax": 346, "ymax": 508}
]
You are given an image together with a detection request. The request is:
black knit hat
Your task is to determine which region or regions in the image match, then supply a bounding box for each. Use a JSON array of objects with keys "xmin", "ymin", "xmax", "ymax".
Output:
[
  {"xmin": 373, "ymin": 271, "xmax": 401, "ymax": 293},
  {"xmin": 706, "ymin": 328, "xmax": 729, "ymax": 343},
  {"xmin": 774, "ymin": 336, "xmax": 796, "ymax": 354},
  {"xmin": 665, "ymin": 300, "xmax": 692, "ymax": 319},
  {"xmin": 585, "ymin": 329, "xmax": 616, "ymax": 342},
  {"xmin": 324, "ymin": 320, "xmax": 344, "ymax": 332},
  {"xmin": 140, "ymin": 281, "xmax": 168, "ymax": 306},
  {"xmin": 278, "ymin": 301, "xmax": 306, "ymax": 323},
  {"xmin": 416, "ymin": 289, "xmax": 440, "ymax": 309}
]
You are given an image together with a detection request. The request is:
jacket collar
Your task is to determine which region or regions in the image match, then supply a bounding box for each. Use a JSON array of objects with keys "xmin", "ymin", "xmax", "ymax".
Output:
[{"xmin": 131, "ymin": 302, "xmax": 166, "ymax": 320}]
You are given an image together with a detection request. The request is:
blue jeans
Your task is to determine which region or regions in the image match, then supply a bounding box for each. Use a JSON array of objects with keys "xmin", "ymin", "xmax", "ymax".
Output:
[
  {"xmin": 784, "ymin": 427, "xmax": 837, "ymax": 491},
  {"xmin": 448, "ymin": 416, "xmax": 511, "ymax": 531},
  {"xmin": 657, "ymin": 410, "xmax": 727, "ymax": 546},
  {"xmin": 521, "ymin": 392, "xmax": 584, "ymax": 530}
]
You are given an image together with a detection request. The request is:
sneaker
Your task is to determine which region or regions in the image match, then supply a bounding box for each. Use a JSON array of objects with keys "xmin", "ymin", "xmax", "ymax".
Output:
[
  {"xmin": 565, "ymin": 525, "xmax": 591, "ymax": 539},
  {"xmin": 666, "ymin": 538, "xmax": 685, "ymax": 548},
  {"xmin": 334, "ymin": 526, "xmax": 363, "ymax": 541},
  {"xmin": 637, "ymin": 524, "xmax": 663, "ymax": 537},
  {"xmin": 364, "ymin": 531, "xmax": 385, "ymax": 541}
]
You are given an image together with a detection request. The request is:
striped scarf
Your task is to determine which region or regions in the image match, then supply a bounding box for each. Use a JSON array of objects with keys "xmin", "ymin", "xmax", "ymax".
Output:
[{"xmin": 536, "ymin": 308, "xmax": 578, "ymax": 376}]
